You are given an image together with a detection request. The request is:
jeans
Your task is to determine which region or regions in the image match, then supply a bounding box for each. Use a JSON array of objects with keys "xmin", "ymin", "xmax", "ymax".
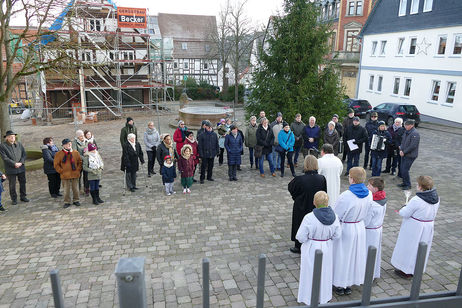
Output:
[
  {"xmin": 363, "ymin": 142, "xmax": 371, "ymax": 168},
  {"xmin": 272, "ymin": 146, "xmax": 281, "ymax": 169},
  {"xmin": 47, "ymin": 173, "xmax": 61, "ymax": 196},
  {"xmin": 165, "ymin": 182, "xmax": 174, "ymax": 194},
  {"xmin": 259, "ymin": 153, "xmax": 275, "ymax": 174},
  {"xmin": 147, "ymin": 149, "xmax": 156, "ymax": 174},
  {"xmin": 248, "ymin": 147, "xmax": 259, "ymax": 167},
  {"xmin": 89, "ymin": 179, "xmax": 100, "ymax": 191},
  {"xmin": 228, "ymin": 164, "xmax": 237, "ymax": 179},
  {"xmin": 347, "ymin": 152, "xmax": 360, "ymax": 173},
  {"xmin": 200, "ymin": 157, "xmax": 214, "ymax": 180},
  {"xmin": 126, "ymin": 171, "xmax": 137, "ymax": 189},
  {"xmin": 280, "ymin": 151, "xmax": 295, "ymax": 176},
  {"xmin": 6, "ymin": 172, "xmax": 27, "ymax": 201},
  {"xmin": 370, "ymin": 152, "xmax": 383, "ymax": 176},
  {"xmin": 62, "ymin": 178, "xmax": 79, "ymax": 204},
  {"xmin": 293, "ymin": 146, "xmax": 302, "ymax": 164},
  {"xmin": 400, "ymin": 156, "xmax": 416, "ymax": 187}
]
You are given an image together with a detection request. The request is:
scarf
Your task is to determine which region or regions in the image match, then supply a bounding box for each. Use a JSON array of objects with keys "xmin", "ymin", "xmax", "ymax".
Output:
[
  {"xmin": 328, "ymin": 128, "xmax": 334, "ymax": 136},
  {"xmin": 231, "ymin": 131, "xmax": 238, "ymax": 137},
  {"xmin": 373, "ymin": 190, "xmax": 386, "ymax": 201},
  {"xmin": 349, "ymin": 183, "xmax": 369, "ymax": 198},
  {"xmin": 164, "ymin": 161, "xmax": 173, "ymax": 168},
  {"xmin": 48, "ymin": 144, "xmax": 59, "ymax": 153},
  {"xmin": 62, "ymin": 149, "xmax": 76, "ymax": 171},
  {"xmin": 163, "ymin": 140, "xmax": 174, "ymax": 157},
  {"xmin": 86, "ymin": 136, "xmax": 94, "ymax": 144},
  {"xmin": 393, "ymin": 123, "xmax": 400, "ymax": 131},
  {"xmin": 146, "ymin": 127, "xmax": 156, "ymax": 135},
  {"xmin": 88, "ymin": 151, "xmax": 104, "ymax": 170},
  {"xmin": 128, "ymin": 140, "xmax": 136, "ymax": 151},
  {"xmin": 187, "ymin": 136, "xmax": 196, "ymax": 144}
]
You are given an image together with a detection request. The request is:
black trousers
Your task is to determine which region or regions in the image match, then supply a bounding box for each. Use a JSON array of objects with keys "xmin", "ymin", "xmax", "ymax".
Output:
[
  {"xmin": 280, "ymin": 151, "xmax": 295, "ymax": 176},
  {"xmin": 363, "ymin": 142, "xmax": 371, "ymax": 168},
  {"xmin": 147, "ymin": 149, "xmax": 156, "ymax": 174},
  {"xmin": 342, "ymin": 142, "xmax": 349, "ymax": 161},
  {"xmin": 200, "ymin": 157, "xmax": 214, "ymax": 180},
  {"xmin": 218, "ymin": 148, "xmax": 224, "ymax": 164},
  {"xmin": 126, "ymin": 171, "xmax": 137, "ymax": 189},
  {"xmin": 7, "ymin": 172, "xmax": 27, "ymax": 201},
  {"xmin": 79, "ymin": 170, "xmax": 89, "ymax": 191},
  {"xmin": 47, "ymin": 173, "xmax": 61, "ymax": 195},
  {"xmin": 228, "ymin": 164, "xmax": 237, "ymax": 180}
]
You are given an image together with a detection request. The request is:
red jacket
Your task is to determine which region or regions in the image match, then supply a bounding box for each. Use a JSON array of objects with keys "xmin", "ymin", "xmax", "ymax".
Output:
[
  {"xmin": 173, "ymin": 128, "xmax": 185, "ymax": 155},
  {"xmin": 184, "ymin": 138, "xmax": 199, "ymax": 165},
  {"xmin": 177, "ymin": 155, "xmax": 195, "ymax": 178}
]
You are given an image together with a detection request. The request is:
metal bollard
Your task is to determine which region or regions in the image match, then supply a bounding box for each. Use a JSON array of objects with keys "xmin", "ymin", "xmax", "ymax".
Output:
[
  {"xmin": 50, "ymin": 269, "xmax": 65, "ymax": 308},
  {"xmin": 256, "ymin": 254, "xmax": 266, "ymax": 308},
  {"xmin": 410, "ymin": 242, "xmax": 428, "ymax": 301},
  {"xmin": 361, "ymin": 245, "xmax": 377, "ymax": 306},
  {"xmin": 202, "ymin": 258, "xmax": 210, "ymax": 308},
  {"xmin": 310, "ymin": 250, "xmax": 323, "ymax": 308},
  {"xmin": 457, "ymin": 268, "xmax": 462, "ymax": 296},
  {"xmin": 115, "ymin": 257, "xmax": 147, "ymax": 308}
]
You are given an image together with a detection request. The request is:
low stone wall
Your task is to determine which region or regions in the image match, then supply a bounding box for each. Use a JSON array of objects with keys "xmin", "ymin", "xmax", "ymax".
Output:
[{"xmin": 0, "ymin": 149, "xmax": 43, "ymax": 173}]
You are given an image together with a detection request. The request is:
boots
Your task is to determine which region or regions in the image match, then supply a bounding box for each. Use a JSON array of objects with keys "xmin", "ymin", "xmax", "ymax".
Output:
[
  {"xmin": 90, "ymin": 190, "xmax": 98, "ymax": 205},
  {"xmin": 96, "ymin": 190, "xmax": 104, "ymax": 204}
]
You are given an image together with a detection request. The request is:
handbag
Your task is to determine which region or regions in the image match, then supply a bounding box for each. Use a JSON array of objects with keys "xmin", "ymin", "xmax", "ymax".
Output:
[
  {"xmin": 254, "ymin": 145, "xmax": 263, "ymax": 158},
  {"xmin": 275, "ymin": 132, "xmax": 291, "ymax": 153}
]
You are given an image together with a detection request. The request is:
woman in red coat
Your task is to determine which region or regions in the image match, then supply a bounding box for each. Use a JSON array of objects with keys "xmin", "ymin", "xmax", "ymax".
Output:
[
  {"xmin": 173, "ymin": 120, "xmax": 188, "ymax": 155},
  {"xmin": 184, "ymin": 131, "xmax": 199, "ymax": 182}
]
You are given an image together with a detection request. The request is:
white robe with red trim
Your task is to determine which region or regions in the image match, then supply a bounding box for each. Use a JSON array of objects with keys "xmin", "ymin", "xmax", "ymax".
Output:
[{"xmin": 364, "ymin": 200, "xmax": 387, "ymax": 279}]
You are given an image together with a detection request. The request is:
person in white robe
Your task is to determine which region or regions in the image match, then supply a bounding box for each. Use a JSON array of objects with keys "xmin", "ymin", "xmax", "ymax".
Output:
[
  {"xmin": 318, "ymin": 144, "xmax": 343, "ymax": 207},
  {"xmin": 296, "ymin": 191, "xmax": 341, "ymax": 305},
  {"xmin": 365, "ymin": 177, "xmax": 387, "ymax": 279},
  {"xmin": 391, "ymin": 175, "xmax": 439, "ymax": 278},
  {"xmin": 332, "ymin": 167, "xmax": 372, "ymax": 296}
]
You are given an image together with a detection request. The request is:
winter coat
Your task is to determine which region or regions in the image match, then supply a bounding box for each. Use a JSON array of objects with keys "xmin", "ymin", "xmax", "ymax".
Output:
[
  {"xmin": 256, "ymin": 124, "xmax": 274, "ymax": 155},
  {"xmin": 144, "ymin": 128, "xmax": 160, "ymax": 151},
  {"xmin": 271, "ymin": 121, "xmax": 283, "ymax": 145},
  {"xmin": 72, "ymin": 138, "xmax": 88, "ymax": 157},
  {"xmin": 197, "ymin": 127, "xmax": 206, "ymax": 139},
  {"xmin": 41, "ymin": 144, "xmax": 59, "ymax": 174},
  {"xmin": 342, "ymin": 117, "xmax": 354, "ymax": 141},
  {"xmin": 198, "ymin": 130, "xmax": 219, "ymax": 158},
  {"xmin": 344, "ymin": 124, "xmax": 368, "ymax": 154},
  {"xmin": 217, "ymin": 124, "xmax": 228, "ymax": 148},
  {"xmin": 0, "ymin": 141, "xmax": 26, "ymax": 175},
  {"xmin": 54, "ymin": 149, "xmax": 82, "ymax": 180},
  {"xmin": 225, "ymin": 133, "xmax": 243, "ymax": 165},
  {"xmin": 323, "ymin": 129, "xmax": 340, "ymax": 156},
  {"xmin": 178, "ymin": 155, "xmax": 195, "ymax": 178},
  {"xmin": 161, "ymin": 165, "xmax": 176, "ymax": 183},
  {"xmin": 245, "ymin": 123, "xmax": 258, "ymax": 148},
  {"xmin": 288, "ymin": 171, "xmax": 327, "ymax": 242},
  {"xmin": 184, "ymin": 138, "xmax": 199, "ymax": 165},
  {"xmin": 82, "ymin": 151, "xmax": 104, "ymax": 180},
  {"xmin": 120, "ymin": 123, "xmax": 138, "ymax": 147},
  {"xmin": 156, "ymin": 142, "xmax": 178, "ymax": 166},
  {"xmin": 290, "ymin": 121, "xmax": 305, "ymax": 147},
  {"xmin": 400, "ymin": 127, "xmax": 420, "ymax": 159},
  {"xmin": 370, "ymin": 129, "xmax": 392, "ymax": 158},
  {"xmin": 365, "ymin": 120, "xmax": 379, "ymax": 146},
  {"xmin": 387, "ymin": 125, "xmax": 405, "ymax": 149},
  {"xmin": 121, "ymin": 142, "xmax": 144, "ymax": 172},
  {"xmin": 173, "ymin": 127, "xmax": 188, "ymax": 155},
  {"xmin": 302, "ymin": 125, "xmax": 321, "ymax": 149},
  {"xmin": 278, "ymin": 130, "xmax": 295, "ymax": 152}
]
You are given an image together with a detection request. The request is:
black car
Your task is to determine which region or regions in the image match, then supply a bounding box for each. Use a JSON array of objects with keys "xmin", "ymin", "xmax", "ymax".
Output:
[
  {"xmin": 366, "ymin": 102, "xmax": 420, "ymax": 127},
  {"xmin": 343, "ymin": 99, "xmax": 373, "ymax": 118}
]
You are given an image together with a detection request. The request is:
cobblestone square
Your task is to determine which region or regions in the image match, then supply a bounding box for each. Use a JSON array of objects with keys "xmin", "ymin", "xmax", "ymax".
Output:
[{"xmin": 0, "ymin": 106, "xmax": 461, "ymax": 307}]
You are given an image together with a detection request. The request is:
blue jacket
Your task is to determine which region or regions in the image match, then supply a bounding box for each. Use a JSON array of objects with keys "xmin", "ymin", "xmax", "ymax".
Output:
[
  {"xmin": 161, "ymin": 165, "xmax": 176, "ymax": 183},
  {"xmin": 198, "ymin": 130, "xmax": 220, "ymax": 158},
  {"xmin": 0, "ymin": 171, "xmax": 4, "ymax": 193},
  {"xmin": 41, "ymin": 144, "xmax": 59, "ymax": 174},
  {"xmin": 224, "ymin": 133, "xmax": 243, "ymax": 165},
  {"xmin": 302, "ymin": 125, "xmax": 321, "ymax": 149},
  {"xmin": 278, "ymin": 130, "xmax": 295, "ymax": 152},
  {"xmin": 400, "ymin": 127, "xmax": 420, "ymax": 159}
]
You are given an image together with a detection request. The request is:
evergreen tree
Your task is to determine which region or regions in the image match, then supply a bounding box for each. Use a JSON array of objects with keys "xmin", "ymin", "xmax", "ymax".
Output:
[{"xmin": 246, "ymin": 0, "xmax": 345, "ymax": 127}]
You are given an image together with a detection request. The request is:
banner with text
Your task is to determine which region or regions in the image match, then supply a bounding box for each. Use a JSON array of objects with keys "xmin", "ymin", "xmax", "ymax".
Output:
[{"xmin": 117, "ymin": 7, "xmax": 147, "ymax": 28}]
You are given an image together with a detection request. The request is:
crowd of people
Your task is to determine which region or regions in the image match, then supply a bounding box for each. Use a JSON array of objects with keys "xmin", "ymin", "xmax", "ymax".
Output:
[{"xmin": 0, "ymin": 109, "xmax": 439, "ymax": 306}]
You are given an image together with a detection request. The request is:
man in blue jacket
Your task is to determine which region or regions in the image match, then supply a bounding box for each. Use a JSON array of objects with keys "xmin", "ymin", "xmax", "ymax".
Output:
[
  {"xmin": 398, "ymin": 119, "xmax": 420, "ymax": 190},
  {"xmin": 197, "ymin": 121, "xmax": 219, "ymax": 184},
  {"xmin": 302, "ymin": 116, "xmax": 321, "ymax": 156}
]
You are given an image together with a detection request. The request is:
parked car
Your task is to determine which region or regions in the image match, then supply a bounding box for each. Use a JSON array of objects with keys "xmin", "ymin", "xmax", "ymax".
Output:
[
  {"xmin": 343, "ymin": 98, "xmax": 373, "ymax": 118},
  {"xmin": 366, "ymin": 102, "xmax": 421, "ymax": 127}
]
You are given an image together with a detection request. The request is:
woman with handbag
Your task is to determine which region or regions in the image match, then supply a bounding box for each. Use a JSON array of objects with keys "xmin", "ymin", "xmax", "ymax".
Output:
[{"xmin": 277, "ymin": 122, "xmax": 296, "ymax": 177}]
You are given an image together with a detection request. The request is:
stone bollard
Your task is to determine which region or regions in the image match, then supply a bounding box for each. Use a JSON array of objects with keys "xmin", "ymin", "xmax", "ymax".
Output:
[{"xmin": 115, "ymin": 257, "xmax": 146, "ymax": 308}]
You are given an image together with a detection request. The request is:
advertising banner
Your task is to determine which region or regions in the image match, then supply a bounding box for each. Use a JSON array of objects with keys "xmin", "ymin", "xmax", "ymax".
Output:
[{"xmin": 117, "ymin": 7, "xmax": 147, "ymax": 28}]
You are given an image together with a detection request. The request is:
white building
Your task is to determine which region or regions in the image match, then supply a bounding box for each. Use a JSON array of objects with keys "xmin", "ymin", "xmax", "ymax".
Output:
[{"xmin": 357, "ymin": 0, "xmax": 462, "ymax": 124}]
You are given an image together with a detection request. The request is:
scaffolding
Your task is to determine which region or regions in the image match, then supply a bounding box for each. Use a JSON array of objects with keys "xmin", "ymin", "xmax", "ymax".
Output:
[{"xmin": 42, "ymin": 0, "xmax": 175, "ymax": 121}]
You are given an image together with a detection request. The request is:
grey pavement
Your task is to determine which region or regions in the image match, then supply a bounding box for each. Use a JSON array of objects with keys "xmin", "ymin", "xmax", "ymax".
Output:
[{"xmin": 0, "ymin": 103, "xmax": 461, "ymax": 307}]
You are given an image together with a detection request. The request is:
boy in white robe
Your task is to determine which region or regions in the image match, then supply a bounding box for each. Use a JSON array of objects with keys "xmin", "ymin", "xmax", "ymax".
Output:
[
  {"xmin": 318, "ymin": 144, "xmax": 343, "ymax": 207},
  {"xmin": 296, "ymin": 191, "xmax": 341, "ymax": 305},
  {"xmin": 365, "ymin": 177, "xmax": 387, "ymax": 279},
  {"xmin": 332, "ymin": 167, "xmax": 372, "ymax": 296},
  {"xmin": 391, "ymin": 175, "xmax": 439, "ymax": 279}
]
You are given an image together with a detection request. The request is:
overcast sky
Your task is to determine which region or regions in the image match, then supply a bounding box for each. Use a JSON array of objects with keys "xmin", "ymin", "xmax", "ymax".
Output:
[{"xmin": 115, "ymin": 0, "xmax": 284, "ymax": 27}]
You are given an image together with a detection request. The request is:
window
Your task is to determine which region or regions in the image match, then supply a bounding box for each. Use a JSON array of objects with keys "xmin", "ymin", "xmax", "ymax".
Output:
[
  {"xmin": 356, "ymin": 1, "xmax": 363, "ymax": 15},
  {"xmin": 410, "ymin": 0, "xmax": 419, "ymax": 14},
  {"xmin": 377, "ymin": 76, "xmax": 383, "ymax": 92},
  {"xmin": 346, "ymin": 30, "xmax": 360, "ymax": 52},
  {"xmin": 430, "ymin": 80, "xmax": 441, "ymax": 101},
  {"xmin": 399, "ymin": 0, "xmax": 408, "ymax": 16},
  {"xmin": 81, "ymin": 51, "xmax": 92, "ymax": 63},
  {"xmin": 173, "ymin": 62, "xmax": 178, "ymax": 69},
  {"xmin": 393, "ymin": 77, "xmax": 400, "ymax": 94},
  {"xmin": 437, "ymin": 36, "xmax": 447, "ymax": 55},
  {"xmin": 453, "ymin": 35, "xmax": 462, "ymax": 54},
  {"xmin": 203, "ymin": 62, "xmax": 208, "ymax": 70},
  {"xmin": 328, "ymin": 4, "xmax": 334, "ymax": 18},
  {"xmin": 380, "ymin": 41, "xmax": 387, "ymax": 55},
  {"xmin": 348, "ymin": 1, "xmax": 355, "ymax": 15},
  {"xmin": 184, "ymin": 61, "xmax": 189, "ymax": 69},
  {"xmin": 369, "ymin": 75, "xmax": 374, "ymax": 91},
  {"xmin": 335, "ymin": 1, "xmax": 340, "ymax": 18},
  {"xmin": 181, "ymin": 43, "xmax": 188, "ymax": 50},
  {"xmin": 446, "ymin": 82, "xmax": 456, "ymax": 103},
  {"xmin": 205, "ymin": 44, "xmax": 211, "ymax": 52},
  {"xmin": 89, "ymin": 19, "xmax": 102, "ymax": 31},
  {"xmin": 397, "ymin": 38, "xmax": 405, "ymax": 54},
  {"xmin": 404, "ymin": 78, "xmax": 412, "ymax": 96},
  {"xmin": 371, "ymin": 41, "xmax": 377, "ymax": 55},
  {"xmin": 423, "ymin": 0, "xmax": 433, "ymax": 12},
  {"xmin": 409, "ymin": 38, "xmax": 417, "ymax": 54},
  {"xmin": 347, "ymin": 1, "xmax": 362, "ymax": 16}
]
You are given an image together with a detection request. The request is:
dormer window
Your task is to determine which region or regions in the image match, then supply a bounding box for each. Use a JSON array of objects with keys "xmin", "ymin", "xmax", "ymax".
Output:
[
  {"xmin": 399, "ymin": 0, "xmax": 408, "ymax": 16},
  {"xmin": 182, "ymin": 43, "xmax": 188, "ymax": 50}
]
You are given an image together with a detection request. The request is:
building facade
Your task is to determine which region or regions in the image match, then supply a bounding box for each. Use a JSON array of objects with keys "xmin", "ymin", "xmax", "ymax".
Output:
[{"xmin": 357, "ymin": 0, "xmax": 462, "ymax": 124}]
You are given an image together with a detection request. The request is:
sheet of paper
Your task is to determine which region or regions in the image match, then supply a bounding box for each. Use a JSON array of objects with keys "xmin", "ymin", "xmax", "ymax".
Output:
[{"xmin": 347, "ymin": 139, "xmax": 358, "ymax": 151}]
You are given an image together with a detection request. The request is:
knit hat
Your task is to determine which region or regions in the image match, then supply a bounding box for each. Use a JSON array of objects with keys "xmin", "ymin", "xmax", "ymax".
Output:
[
  {"xmin": 378, "ymin": 121, "xmax": 386, "ymax": 126},
  {"xmin": 282, "ymin": 121, "xmax": 289, "ymax": 128},
  {"xmin": 178, "ymin": 120, "xmax": 185, "ymax": 126},
  {"xmin": 353, "ymin": 116, "xmax": 360, "ymax": 122},
  {"xmin": 62, "ymin": 138, "xmax": 72, "ymax": 145},
  {"xmin": 201, "ymin": 120, "xmax": 207, "ymax": 126},
  {"xmin": 164, "ymin": 155, "xmax": 172, "ymax": 161},
  {"xmin": 276, "ymin": 112, "xmax": 283, "ymax": 117},
  {"xmin": 204, "ymin": 120, "xmax": 212, "ymax": 127},
  {"xmin": 371, "ymin": 112, "xmax": 378, "ymax": 117},
  {"xmin": 126, "ymin": 117, "xmax": 133, "ymax": 123},
  {"xmin": 333, "ymin": 114, "xmax": 339, "ymax": 119},
  {"xmin": 88, "ymin": 143, "xmax": 97, "ymax": 151},
  {"xmin": 348, "ymin": 108, "xmax": 354, "ymax": 114}
]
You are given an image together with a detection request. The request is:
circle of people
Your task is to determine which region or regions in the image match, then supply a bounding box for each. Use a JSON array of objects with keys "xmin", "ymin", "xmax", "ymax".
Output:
[{"xmin": 0, "ymin": 110, "xmax": 437, "ymax": 306}]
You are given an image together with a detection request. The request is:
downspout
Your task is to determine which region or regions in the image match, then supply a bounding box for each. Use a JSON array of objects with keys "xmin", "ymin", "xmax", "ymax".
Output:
[{"xmin": 355, "ymin": 38, "xmax": 363, "ymax": 98}]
